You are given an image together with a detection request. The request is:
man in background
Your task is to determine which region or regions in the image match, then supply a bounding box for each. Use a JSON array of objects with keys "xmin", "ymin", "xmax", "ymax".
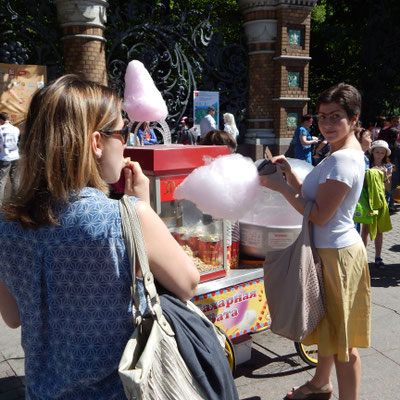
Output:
[
  {"xmin": 0, "ymin": 112, "xmax": 20, "ymax": 203},
  {"xmin": 200, "ymin": 106, "xmax": 217, "ymax": 140}
]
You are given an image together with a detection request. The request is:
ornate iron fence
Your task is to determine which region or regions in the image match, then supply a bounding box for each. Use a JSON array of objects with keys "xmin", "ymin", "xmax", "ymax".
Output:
[
  {"xmin": 106, "ymin": 1, "xmax": 248, "ymax": 137},
  {"xmin": 0, "ymin": 1, "xmax": 248, "ymax": 136},
  {"xmin": 0, "ymin": 1, "xmax": 64, "ymax": 80}
]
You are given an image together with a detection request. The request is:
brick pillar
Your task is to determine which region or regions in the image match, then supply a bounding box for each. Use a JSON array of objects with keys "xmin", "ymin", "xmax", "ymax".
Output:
[
  {"xmin": 238, "ymin": 0, "xmax": 317, "ymax": 155},
  {"xmin": 54, "ymin": 0, "xmax": 108, "ymax": 85}
]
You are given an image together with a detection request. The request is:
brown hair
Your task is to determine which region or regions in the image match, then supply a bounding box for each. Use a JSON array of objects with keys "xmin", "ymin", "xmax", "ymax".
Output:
[
  {"xmin": 3, "ymin": 74, "xmax": 121, "ymax": 229},
  {"xmin": 316, "ymin": 83, "xmax": 361, "ymax": 120},
  {"xmin": 0, "ymin": 112, "xmax": 9, "ymax": 122},
  {"xmin": 354, "ymin": 127, "xmax": 369, "ymax": 143},
  {"xmin": 200, "ymin": 130, "xmax": 237, "ymax": 152}
]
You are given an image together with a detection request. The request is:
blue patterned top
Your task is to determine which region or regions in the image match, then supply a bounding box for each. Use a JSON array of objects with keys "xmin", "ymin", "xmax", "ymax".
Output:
[{"xmin": 0, "ymin": 188, "xmax": 145, "ymax": 399}]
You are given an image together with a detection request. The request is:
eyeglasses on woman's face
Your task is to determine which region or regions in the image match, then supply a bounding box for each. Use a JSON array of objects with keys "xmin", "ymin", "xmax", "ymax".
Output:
[{"xmin": 99, "ymin": 119, "xmax": 131, "ymax": 144}]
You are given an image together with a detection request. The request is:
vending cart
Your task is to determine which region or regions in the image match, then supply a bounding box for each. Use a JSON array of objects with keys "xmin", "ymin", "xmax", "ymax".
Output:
[{"xmin": 124, "ymin": 145, "xmax": 271, "ymax": 366}]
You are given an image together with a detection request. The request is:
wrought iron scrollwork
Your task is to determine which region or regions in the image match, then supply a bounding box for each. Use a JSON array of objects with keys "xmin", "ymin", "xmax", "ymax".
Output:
[
  {"xmin": 106, "ymin": 1, "xmax": 248, "ymax": 138},
  {"xmin": 0, "ymin": 1, "xmax": 63, "ymax": 80}
]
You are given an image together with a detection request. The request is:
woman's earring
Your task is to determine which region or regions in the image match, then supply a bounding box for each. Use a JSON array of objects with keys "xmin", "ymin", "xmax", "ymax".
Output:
[{"xmin": 98, "ymin": 150, "xmax": 102, "ymax": 159}]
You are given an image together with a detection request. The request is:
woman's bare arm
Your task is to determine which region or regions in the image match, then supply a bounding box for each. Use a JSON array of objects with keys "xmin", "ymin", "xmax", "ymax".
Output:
[
  {"xmin": 299, "ymin": 135, "xmax": 318, "ymax": 146},
  {"xmin": 0, "ymin": 280, "xmax": 20, "ymax": 329}
]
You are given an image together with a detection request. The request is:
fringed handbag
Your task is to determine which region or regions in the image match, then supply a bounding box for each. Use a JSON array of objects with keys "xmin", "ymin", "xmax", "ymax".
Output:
[{"xmin": 263, "ymin": 202, "xmax": 326, "ymax": 342}]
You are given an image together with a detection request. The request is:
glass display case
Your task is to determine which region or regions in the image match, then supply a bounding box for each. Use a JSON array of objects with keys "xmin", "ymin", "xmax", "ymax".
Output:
[{"xmin": 124, "ymin": 144, "xmax": 230, "ymax": 282}]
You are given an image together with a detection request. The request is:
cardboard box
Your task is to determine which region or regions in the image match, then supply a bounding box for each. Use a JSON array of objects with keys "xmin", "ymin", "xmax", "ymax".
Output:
[{"xmin": 0, "ymin": 63, "xmax": 47, "ymax": 133}]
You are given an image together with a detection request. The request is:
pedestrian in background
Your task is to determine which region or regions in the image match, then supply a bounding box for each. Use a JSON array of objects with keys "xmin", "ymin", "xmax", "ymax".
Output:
[
  {"xmin": 177, "ymin": 116, "xmax": 197, "ymax": 145},
  {"xmin": 137, "ymin": 121, "xmax": 158, "ymax": 145},
  {"xmin": 199, "ymin": 106, "xmax": 217, "ymax": 139},
  {"xmin": 260, "ymin": 83, "xmax": 370, "ymax": 400},
  {"xmin": 361, "ymin": 140, "xmax": 393, "ymax": 269},
  {"xmin": 0, "ymin": 75, "xmax": 199, "ymax": 399},
  {"xmin": 293, "ymin": 114, "xmax": 318, "ymax": 164},
  {"xmin": 0, "ymin": 112, "xmax": 20, "ymax": 204},
  {"xmin": 223, "ymin": 112, "xmax": 239, "ymax": 140},
  {"xmin": 200, "ymin": 129, "xmax": 237, "ymax": 153}
]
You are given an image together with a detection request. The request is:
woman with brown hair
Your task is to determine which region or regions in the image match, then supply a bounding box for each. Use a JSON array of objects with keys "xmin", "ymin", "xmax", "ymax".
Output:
[
  {"xmin": 200, "ymin": 129, "xmax": 237, "ymax": 153},
  {"xmin": 260, "ymin": 83, "xmax": 370, "ymax": 400},
  {"xmin": 0, "ymin": 75, "xmax": 199, "ymax": 399}
]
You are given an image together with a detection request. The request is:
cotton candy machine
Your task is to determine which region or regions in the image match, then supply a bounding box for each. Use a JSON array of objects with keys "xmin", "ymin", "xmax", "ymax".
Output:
[{"xmin": 239, "ymin": 158, "xmax": 313, "ymax": 259}]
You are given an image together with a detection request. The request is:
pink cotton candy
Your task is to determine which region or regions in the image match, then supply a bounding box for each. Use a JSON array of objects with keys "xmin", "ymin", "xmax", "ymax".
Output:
[
  {"xmin": 174, "ymin": 154, "xmax": 260, "ymax": 220},
  {"xmin": 122, "ymin": 60, "xmax": 168, "ymax": 122}
]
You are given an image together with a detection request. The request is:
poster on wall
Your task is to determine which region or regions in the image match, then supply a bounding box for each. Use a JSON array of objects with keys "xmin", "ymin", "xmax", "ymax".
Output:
[
  {"xmin": 193, "ymin": 90, "xmax": 219, "ymax": 131},
  {"xmin": 0, "ymin": 63, "xmax": 47, "ymax": 132}
]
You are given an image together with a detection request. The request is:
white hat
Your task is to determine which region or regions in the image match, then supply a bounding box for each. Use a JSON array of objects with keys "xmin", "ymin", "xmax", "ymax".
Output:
[{"xmin": 370, "ymin": 140, "xmax": 391, "ymax": 156}]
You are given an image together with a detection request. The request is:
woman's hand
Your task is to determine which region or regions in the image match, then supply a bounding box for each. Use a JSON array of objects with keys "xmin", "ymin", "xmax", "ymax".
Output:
[
  {"xmin": 124, "ymin": 161, "xmax": 150, "ymax": 204},
  {"xmin": 270, "ymin": 155, "xmax": 292, "ymax": 174},
  {"xmin": 259, "ymin": 164, "xmax": 286, "ymax": 192}
]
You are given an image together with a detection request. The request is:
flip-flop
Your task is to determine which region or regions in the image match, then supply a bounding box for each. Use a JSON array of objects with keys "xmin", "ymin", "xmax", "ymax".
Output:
[{"xmin": 285, "ymin": 381, "xmax": 332, "ymax": 399}]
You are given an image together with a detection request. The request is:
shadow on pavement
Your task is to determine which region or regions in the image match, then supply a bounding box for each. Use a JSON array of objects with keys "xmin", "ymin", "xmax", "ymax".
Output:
[
  {"xmin": 388, "ymin": 244, "xmax": 400, "ymax": 252},
  {"xmin": 234, "ymin": 347, "xmax": 313, "ymax": 380},
  {"xmin": 369, "ymin": 263, "xmax": 400, "ymax": 288}
]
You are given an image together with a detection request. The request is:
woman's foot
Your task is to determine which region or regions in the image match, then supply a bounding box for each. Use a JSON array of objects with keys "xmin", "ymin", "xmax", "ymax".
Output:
[{"xmin": 285, "ymin": 381, "xmax": 333, "ymax": 399}]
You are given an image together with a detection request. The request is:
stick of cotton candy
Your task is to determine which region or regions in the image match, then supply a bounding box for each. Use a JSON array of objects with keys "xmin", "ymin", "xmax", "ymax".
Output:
[
  {"xmin": 122, "ymin": 60, "xmax": 168, "ymax": 122},
  {"xmin": 174, "ymin": 153, "xmax": 260, "ymax": 220}
]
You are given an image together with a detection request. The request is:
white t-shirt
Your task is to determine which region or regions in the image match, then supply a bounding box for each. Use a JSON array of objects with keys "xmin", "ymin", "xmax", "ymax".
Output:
[
  {"xmin": 0, "ymin": 122, "xmax": 20, "ymax": 162},
  {"xmin": 200, "ymin": 114, "xmax": 216, "ymax": 138},
  {"xmin": 301, "ymin": 148, "xmax": 365, "ymax": 248}
]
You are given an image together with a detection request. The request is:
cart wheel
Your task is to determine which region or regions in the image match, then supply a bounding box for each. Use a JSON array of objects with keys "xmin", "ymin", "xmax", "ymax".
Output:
[
  {"xmin": 294, "ymin": 342, "xmax": 318, "ymax": 367},
  {"xmin": 215, "ymin": 326, "xmax": 236, "ymax": 375}
]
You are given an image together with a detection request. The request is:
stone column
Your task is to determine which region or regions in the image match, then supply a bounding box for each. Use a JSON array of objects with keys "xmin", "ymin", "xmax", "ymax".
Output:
[
  {"xmin": 238, "ymin": 0, "xmax": 317, "ymax": 154},
  {"xmin": 54, "ymin": 0, "xmax": 108, "ymax": 85}
]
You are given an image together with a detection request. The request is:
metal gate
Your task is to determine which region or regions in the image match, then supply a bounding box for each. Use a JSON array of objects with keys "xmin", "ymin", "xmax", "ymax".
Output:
[{"xmin": 0, "ymin": 1, "xmax": 248, "ymax": 135}]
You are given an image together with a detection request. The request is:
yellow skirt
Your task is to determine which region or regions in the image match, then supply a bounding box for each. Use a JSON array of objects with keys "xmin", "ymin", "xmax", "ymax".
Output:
[{"xmin": 302, "ymin": 242, "xmax": 371, "ymax": 362}]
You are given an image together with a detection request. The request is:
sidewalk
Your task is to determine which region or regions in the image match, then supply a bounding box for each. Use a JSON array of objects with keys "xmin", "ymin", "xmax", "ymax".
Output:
[{"xmin": 1, "ymin": 205, "xmax": 399, "ymax": 399}]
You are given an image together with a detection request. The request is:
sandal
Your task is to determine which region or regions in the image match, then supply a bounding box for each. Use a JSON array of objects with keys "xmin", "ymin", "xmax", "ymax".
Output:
[{"xmin": 285, "ymin": 381, "xmax": 332, "ymax": 399}]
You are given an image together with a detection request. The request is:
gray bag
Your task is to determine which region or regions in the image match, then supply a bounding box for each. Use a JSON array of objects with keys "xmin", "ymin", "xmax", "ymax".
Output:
[{"xmin": 263, "ymin": 202, "xmax": 326, "ymax": 342}]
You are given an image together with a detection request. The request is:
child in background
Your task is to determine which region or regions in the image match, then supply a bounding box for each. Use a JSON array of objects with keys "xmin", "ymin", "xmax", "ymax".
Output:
[
  {"xmin": 369, "ymin": 140, "xmax": 394, "ymax": 203},
  {"xmin": 361, "ymin": 140, "xmax": 393, "ymax": 269}
]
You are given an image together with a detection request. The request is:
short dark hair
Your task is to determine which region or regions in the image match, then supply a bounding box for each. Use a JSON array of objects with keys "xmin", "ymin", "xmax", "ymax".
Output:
[
  {"xmin": 0, "ymin": 112, "xmax": 9, "ymax": 122},
  {"xmin": 316, "ymin": 83, "xmax": 361, "ymax": 120},
  {"xmin": 207, "ymin": 106, "xmax": 215, "ymax": 113},
  {"xmin": 301, "ymin": 114, "xmax": 313, "ymax": 123}
]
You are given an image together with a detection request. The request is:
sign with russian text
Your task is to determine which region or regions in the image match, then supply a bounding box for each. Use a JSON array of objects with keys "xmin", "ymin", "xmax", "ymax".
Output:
[{"xmin": 192, "ymin": 278, "xmax": 270, "ymax": 339}]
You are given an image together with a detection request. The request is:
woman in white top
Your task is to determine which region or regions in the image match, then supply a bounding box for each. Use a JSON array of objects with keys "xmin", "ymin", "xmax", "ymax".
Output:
[
  {"xmin": 223, "ymin": 112, "xmax": 239, "ymax": 139},
  {"xmin": 260, "ymin": 83, "xmax": 370, "ymax": 400}
]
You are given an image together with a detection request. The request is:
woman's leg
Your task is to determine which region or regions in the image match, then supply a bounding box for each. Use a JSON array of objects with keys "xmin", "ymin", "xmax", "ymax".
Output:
[
  {"xmin": 335, "ymin": 348, "xmax": 361, "ymax": 400},
  {"xmin": 286, "ymin": 354, "xmax": 334, "ymax": 398}
]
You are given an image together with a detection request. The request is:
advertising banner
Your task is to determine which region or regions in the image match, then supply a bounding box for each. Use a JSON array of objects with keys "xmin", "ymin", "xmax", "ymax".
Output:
[
  {"xmin": 193, "ymin": 90, "xmax": 219, "ymax": 130},
  {"xmin": 0, "ymin": 63, "xmax": 47, "ymax": 131},
  {"xmin": 192, "ymin": 278, "xmax": 271, "ymax": 339}
]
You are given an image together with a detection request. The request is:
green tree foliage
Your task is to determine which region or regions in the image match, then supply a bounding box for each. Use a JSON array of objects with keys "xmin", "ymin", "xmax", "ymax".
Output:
[{"xmin": 310, "ymin": 0, "xmax": 400, "ymax": 122}]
